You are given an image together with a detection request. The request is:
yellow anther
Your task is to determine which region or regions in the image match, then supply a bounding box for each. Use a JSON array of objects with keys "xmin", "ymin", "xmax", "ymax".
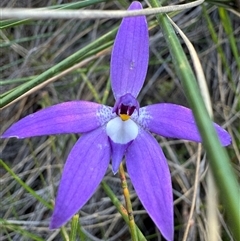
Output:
[{"xmin": 120, "ymin": 114, "xmax": 130, "ymax": 121}]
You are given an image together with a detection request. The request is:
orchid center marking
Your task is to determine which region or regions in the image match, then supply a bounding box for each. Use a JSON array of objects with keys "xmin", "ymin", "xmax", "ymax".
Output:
[
  {"xmin": 113, "ymin": 93, "xmax": 140, "ymax": 121},
  {"xmin": 106, "ymin": 93, "xmax": 140, "ymax": 144}
]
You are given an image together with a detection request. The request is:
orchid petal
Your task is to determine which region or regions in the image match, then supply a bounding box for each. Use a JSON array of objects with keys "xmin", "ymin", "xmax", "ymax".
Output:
[
  {"xmin": 109, "ymin": 139, "xmax": 130, "ymax": 174},
  {"xmin": 2, "ymin": 101, "xmax": 114, "ymax": 138},
  {"xmin": 110, "ymin": 1, "xmax": 149, "ymax": 99},
  {"xmin": 126, "ymin": 129, "xmax": 173, "ymax": 241},
  {"xmin": 136, "ymin": 104, "xmax": 231, "ymax": 146},
  {"xmin": 50, "ymin": 127, "xmax": 110, "ymax": 229}
]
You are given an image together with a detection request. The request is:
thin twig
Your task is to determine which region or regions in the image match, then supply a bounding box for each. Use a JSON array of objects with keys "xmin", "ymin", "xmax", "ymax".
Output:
[{"xmin": 1, "ymin": 0, "xmax": 204, "ymax": 20}]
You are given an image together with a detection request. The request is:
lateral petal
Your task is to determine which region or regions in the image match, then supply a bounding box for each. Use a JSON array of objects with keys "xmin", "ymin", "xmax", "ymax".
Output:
[
  {"xmin": 50, "ymin": 127, "xmax": 111, "ymax": 229},
  {"xmin": 110, "ymin": 1, "xmax": 149, "ymax": 99},
  {"xmin": 2, "ymin": 101, "xmax": 114, "ymax": 138},
  {"xmin": 126, "ymin": 129, "xmax": 173, "ymax": 241},
  {"xmin": 136, "ymin": 104, "xmax": 231, "ymax": 146}
]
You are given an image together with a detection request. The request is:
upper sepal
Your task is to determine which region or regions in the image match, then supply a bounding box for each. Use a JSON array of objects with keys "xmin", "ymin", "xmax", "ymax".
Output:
[{"xmin": 110, "ymin": 1, "xmax": 149, "ymax": 99}]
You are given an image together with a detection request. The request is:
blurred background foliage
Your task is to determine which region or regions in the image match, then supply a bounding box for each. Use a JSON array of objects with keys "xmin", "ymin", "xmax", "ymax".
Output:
[{"xmin": 0, "ymin": 0, "xmax": 239, "ymax": 240}]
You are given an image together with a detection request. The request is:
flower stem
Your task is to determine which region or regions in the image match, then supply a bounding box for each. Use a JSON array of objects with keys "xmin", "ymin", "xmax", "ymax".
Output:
[
  {"xmin": 119, "ymin": 162, "xmax": 138, "ymax": 241},
  {"xmin": 69, "ymin": 214, "xmax": 79, "ymax": 241},
  {"xmin": 101, "ymin": 181, "xmax": 146, "ymax": 240}
]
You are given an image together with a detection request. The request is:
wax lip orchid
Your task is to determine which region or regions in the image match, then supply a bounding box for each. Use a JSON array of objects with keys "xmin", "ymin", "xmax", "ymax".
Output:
[{"xmin": 2, "ymin": 1, "xmax": 231, "ymax": 241}]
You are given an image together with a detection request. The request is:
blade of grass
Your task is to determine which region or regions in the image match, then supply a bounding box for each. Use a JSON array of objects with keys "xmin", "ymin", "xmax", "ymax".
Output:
[
  {"xmin": 102, "ymin": 77, "xmax": 111, "ymax": 105},
  {"xmin": 218, "ymin": 7, "xmax": 240, "ymax": 71},
  {"xmin": 202, "ymin": 4, "xmax": 233, "ymax": 82},
  {"xmin": 60, "ymin": 227, "xmax": 70, "ymax": 241},
  {"xmin": 0, "ymin": 159, "xmax": 53, "ymax": 210},
  {"xmin": 50, "ymin": 0, "xmax": 108, "ymax": 10},
  {"xmin": 69, "ymin": 215, "xmax": 79, "ymax": 241},
  {"xmin": 0, "ymin": 219, "xmax": 45, "ymax": 241},
  {"xmin": 205, "ymin": 0, "xmax": 240, "ymax": 10},
  {"xmin": 0, "ymin": 0, "xmax": 107, "ymax": 29},
  {"xmin": 77, "ymin": 217, "xmax": 87, "ymax": 241},
  {"xmin": 1, "ymin": 47, "xmax": 112, "ymax": 109},
  {"xmin": 0, "ymin": 28, "xmax": 117, "ymax": 108},
  {"xmin": 0, "ymin": 33, "xmax": 52, "ymax": 48},
  {"xmin": 148, "ymin": 0, "xmax": 240, "ymax": 240},
  {"xmin": 80, "ymin": 72, "xmax": 101, "ymax": 103},
  {"xmin": 166, "ymin": 15, "xmax": 213, "ymax": 116},
  {"xmin": 0, "ymin": 76, "xmax": 36, "ymax": 86}
]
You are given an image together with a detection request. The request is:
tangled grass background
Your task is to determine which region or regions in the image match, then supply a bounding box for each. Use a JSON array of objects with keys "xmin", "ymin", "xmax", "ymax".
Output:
[{"xmin": 1, "ymin": 0, "xmax": 239, "ymax": 240}]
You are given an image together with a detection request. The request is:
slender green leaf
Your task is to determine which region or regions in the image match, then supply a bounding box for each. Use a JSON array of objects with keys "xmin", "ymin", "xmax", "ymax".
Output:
[
  {"xmin": 0, "ymin": 28, "xmax": 117, "ymax": 108},
  {"xmin": 148, "ymin": 1, "xmax": 240, "ymax": 240},
  {"xmin": 218, "ymin": 7, "xmax": 240, "ymax": 70},
  {"xmin": 0, "ymin": 159, "xmax": 53, "ymax": 210},
  {"xmin": 0, "ymin": 0, "xmax": 107, "ymax": 29},
  {"xmin": 0, "ymin": 219, "xmax": 45, "ymax": 241},
  {"xmin": 69, "ymin": 215, "xmax": 79, "ymax": 241},
  {"xmin": 202, "ymin": 4, "xmax": 233, "ymax": 82}
]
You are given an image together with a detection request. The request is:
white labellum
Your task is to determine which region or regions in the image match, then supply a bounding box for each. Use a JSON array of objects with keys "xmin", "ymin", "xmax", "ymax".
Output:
[{"xmin": 106, "ymin": 117, "xmax": 138, "ymax": 144}]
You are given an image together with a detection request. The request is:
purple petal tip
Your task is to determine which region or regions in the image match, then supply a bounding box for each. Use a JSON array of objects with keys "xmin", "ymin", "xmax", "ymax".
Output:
[
  {"xmin": 214, "ymin": 123, "xmax": 232, "ymax": 147},
  {"xmin": 110, "ymin": 1, "xmax": 149, "ymax": 99},
  {"xmin": 129, "ymin": 1, "xmax": 143, "ymax": 10},
  {"xmin": 49, "ymin": 211, "xmax": 69, "ymax": 230}
]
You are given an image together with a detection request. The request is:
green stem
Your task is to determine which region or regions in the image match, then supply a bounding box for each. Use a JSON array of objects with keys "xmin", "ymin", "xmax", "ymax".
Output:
[
  {"xmin": 101, "ymin": 181, "xmax": 147, "ymax": 241},
  {"xmin": 148, "ymin": 0, "xmax": 240, "ymax": 240},
  {"xmin": 119, "ymin": 163, "xmax": 138, "ymax": 241},
  {"xmin": 69, "ymin": 214, "xmax": 79, "ymax": 241}
]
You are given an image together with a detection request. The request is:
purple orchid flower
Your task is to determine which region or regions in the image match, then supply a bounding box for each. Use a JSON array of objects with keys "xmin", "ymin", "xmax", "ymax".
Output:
[{"xmin": 2, "ymin": 1, "xmax": 231, "ymax": 241}]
